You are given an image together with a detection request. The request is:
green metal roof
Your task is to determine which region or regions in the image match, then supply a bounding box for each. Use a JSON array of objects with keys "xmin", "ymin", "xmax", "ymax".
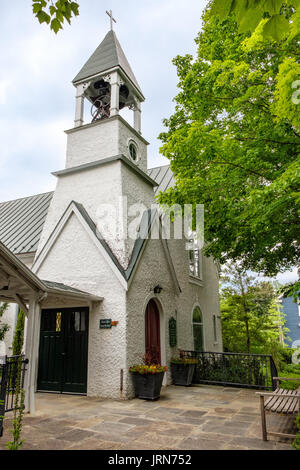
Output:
[{"xmin": 73, "ymin": 30, "xmax": 143, "ymax": 97}]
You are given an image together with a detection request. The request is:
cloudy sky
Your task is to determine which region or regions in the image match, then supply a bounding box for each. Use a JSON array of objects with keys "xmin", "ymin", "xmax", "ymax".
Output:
[{"xmin": 0, "ymin": 1, "xmax": 297, "ymax": 284}]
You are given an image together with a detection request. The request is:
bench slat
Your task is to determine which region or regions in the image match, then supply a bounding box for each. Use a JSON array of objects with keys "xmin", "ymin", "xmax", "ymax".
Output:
[
  {"xmin": 265, "ymin": 389, "xmax": 287, "ymax": 412},
  {"xmin": 282, "ymin": 391, "xmax": 300, "ymax": 414},
  {"xmin": 270, "ymin": 389, "xmax": 290, "ymax": 413},
  {"xmin": 265, "ymin": 388, "xmax": 300, "ymax": 414},
  {"xmin": 264, "ymin": 388, "xmax": 282, "ymax": 409}
]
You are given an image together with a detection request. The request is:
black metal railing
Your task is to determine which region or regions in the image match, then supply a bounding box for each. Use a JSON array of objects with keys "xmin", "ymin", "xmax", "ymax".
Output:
[
  {"xmin": 181, "ymin": 351, "xmax": 278, "ymax": 391},
  {"xmin": 0, "ymin": 355, "xmax": 28, "ymax": 437}
]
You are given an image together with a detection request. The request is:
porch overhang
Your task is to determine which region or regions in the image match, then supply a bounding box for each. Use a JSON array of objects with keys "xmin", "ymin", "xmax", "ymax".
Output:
[
  {"xmin": 0, "ymin": 240, "xmax": 103, "ymax": 415},
  {"xmin": 0, "ymin": 241, "xmax": 103, "ymax": 311}
]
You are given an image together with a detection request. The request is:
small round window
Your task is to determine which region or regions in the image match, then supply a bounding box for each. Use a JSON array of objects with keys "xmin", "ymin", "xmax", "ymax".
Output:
[{"xmin": 129, "ymin": 141, "xmax": 138, "ymax": 162}]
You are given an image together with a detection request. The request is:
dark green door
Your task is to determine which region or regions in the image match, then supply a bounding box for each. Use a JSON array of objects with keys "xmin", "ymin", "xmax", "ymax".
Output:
[{"xmin": 37, "ymin": 308, "xmax": 89, "ymax": 394}]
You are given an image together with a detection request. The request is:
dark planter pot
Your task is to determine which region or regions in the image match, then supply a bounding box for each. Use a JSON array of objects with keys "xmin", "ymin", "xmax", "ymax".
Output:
[
  {"xmin": 131, "ymin": 372, "xmax": 165, "ymax": 400},
  {"xmin": 171, "ymin": 363, "xmax": 196, "ymax": 386}
]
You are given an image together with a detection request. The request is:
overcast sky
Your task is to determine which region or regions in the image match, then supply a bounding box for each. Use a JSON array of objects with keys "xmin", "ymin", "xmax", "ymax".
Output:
[
  {"xmin": 0, "ymin": 1, "xmax": 297, "ymax": 284},
  {"xmin": 0, "ymin": 0, "xmax": 206, "ymax": 203}
]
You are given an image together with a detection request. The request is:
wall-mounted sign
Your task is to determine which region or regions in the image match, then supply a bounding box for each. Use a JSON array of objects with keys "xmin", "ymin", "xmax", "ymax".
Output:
[
  {"xmin": 100, "ymin": 319, "xmax": 112, "ymax": 329},
  {"xmin": 169, "ymin": 316, "xmax": 177, "ymax": 348}
]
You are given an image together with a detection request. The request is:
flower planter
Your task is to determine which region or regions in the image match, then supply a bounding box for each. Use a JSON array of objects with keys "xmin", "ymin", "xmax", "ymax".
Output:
[
  {"xmin": 131, "ymin": 371, "xmax": 165, "ymax": 400},
  {"xmin": 171, "ymin": 363, "xmax": 196, "ymax": 386}
]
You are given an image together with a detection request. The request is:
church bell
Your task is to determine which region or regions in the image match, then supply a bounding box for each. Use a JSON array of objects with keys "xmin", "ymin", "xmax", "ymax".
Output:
[{"xmin": 90, "ymin": 79, "xmax": 130, "ymax": 122}]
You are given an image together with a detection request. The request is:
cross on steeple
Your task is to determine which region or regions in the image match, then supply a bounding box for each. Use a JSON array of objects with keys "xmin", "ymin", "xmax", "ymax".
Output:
[{"xmin": 106, "ymin": 10, "xmax": 116, "ymax": 31}]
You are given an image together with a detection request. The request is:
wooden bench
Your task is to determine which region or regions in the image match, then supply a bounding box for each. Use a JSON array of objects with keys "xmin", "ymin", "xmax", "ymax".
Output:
[{"xmin": 256, "ymin": 377, "xmax": 300, "ymax": 441}]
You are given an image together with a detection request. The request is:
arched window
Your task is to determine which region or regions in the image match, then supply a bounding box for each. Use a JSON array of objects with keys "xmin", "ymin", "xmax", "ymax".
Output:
[
  {"xmin": 193, "ymin": 307, "xmax": 204, "ymax": 351},
  {"xmin": 128, "ymin": 140, "xmax": 138, "ymax": 162}
]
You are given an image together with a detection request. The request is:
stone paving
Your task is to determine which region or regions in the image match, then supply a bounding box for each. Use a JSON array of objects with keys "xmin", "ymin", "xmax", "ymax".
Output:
[{"xmin": 0, "ymin": 385, "xmax": 297, "ymax": 450}]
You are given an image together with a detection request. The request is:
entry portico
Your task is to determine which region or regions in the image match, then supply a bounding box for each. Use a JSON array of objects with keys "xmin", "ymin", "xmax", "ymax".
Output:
[{"xmin": 0, "ymin": 241, "xmax": 102, "ymax": 413}]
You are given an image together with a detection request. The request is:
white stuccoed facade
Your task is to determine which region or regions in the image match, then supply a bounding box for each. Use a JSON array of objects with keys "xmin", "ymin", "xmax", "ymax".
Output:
[{"xmin": 0, "ymin": 28, "xmax": 223, "ymax": 400}]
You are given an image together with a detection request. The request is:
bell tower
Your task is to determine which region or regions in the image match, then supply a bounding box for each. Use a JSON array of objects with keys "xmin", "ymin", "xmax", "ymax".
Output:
[
  {"xmin": 73, "ymin": 23, "xmax": 144, "ymax": 134},
  {"xmin": 35, "ymin": 16, "xmax": 156, "ymax": 269},
  {"xmin": 65, "ymin": 15, "xmax": 149, "ymax": 174},
  {"xmin": 73, "ymin": 10, "xmax": 143, "ymax": 132}
]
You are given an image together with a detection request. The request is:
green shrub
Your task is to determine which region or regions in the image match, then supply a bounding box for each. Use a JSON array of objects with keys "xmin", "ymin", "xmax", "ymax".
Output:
[
  {"xmin": 280, "ymin": 348, "xmax": 296, "ymax": 366},
  {"xmin": 293, "ymin": 414, "xmax": 300, "ymax": 450},
  {"xmin": 12, "ymin": 310, "xmax": 25, "ymax": 356},
  {"xmin": 282, "ymin": 363, "xmax": 300, "ymax": 374},
  {"xmin": 0, "ymin": 303, "xmax": 9, "ymax": 342},
  {"xmin": 278, "ymin": 364, "xmax": 300, "ymax": 390}
]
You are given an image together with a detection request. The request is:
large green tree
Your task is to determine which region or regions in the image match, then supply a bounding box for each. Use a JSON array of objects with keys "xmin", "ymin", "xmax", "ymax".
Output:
[
  {"xmin": 210, "ymin": 0, "xmax": 300, "ymax": 41},
  {"xmin": 159, "ymin": 6, "xmax": 300, "ymax": 280},
  {"xmin": 220, "ymin": 265, "xmax": 286, "ymax": 355}
]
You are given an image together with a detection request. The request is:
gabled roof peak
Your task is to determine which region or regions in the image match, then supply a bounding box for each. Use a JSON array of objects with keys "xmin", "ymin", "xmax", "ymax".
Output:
[{"xmin": 73, "ymin": 30, "xmax": 143, "ymax": 97}]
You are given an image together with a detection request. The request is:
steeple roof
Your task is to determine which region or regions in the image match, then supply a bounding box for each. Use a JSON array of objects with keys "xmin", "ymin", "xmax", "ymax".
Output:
[{"xmin": 73, "ymin": 30, "xmax": 143, "ymax": 97}]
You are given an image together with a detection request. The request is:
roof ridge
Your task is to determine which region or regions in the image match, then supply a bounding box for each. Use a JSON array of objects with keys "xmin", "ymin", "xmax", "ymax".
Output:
[{"xmin": 148, "ymin": 164, "xmax": 170, "ymax": 171}]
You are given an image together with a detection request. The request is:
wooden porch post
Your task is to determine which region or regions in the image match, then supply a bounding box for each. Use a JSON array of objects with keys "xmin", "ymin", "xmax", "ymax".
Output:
[
  {"xmin": 260, "ymin": 395, "xmax": 267, "ymax": 441},
  {"xmin": 24, "ymin": 298, "xmax": 41, "ymax": 414}
]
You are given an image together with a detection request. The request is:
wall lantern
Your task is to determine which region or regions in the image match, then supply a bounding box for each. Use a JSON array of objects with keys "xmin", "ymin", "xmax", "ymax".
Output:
[{"xmin": 154, "ymin": 285, "xmax": 163, "ymax": 294}]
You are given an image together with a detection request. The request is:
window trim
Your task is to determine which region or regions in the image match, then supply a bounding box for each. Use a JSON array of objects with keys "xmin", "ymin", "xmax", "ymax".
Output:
[
  {"xmin": 128, "ymin": 139, "xmax": 139, "ymax": 163},
  {"xmin": 192, "ymin": 305, "xmax": 205, "ymax": 352},
  {"xmin": 188, "ymin": 240, "xmax": 203, "ymax": 281},
  {"xmin": 213, "ymin": 314, "xmax": 218, "ymax": 344}
]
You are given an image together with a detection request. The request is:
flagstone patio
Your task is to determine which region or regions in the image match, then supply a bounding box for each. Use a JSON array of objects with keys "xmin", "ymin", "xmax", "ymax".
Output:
[{"xmin": 0, "ymin": 385, "xmax": 297, "ymax": 450}]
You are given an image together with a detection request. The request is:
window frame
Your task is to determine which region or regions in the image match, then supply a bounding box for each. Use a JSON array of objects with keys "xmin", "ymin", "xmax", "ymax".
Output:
[
  {"xmin": 192, "ymin": 306, "xmax": 205, "ymax": 352},
  {"xmin": 128, "ymin": 139, "xmax": 139, "ymax": 163},
  {"xmin": 189, "ymin": 240, "xmax": 203, "ymax": 281},
  {"xmin": 213, "ymin": 314, "xmax": 218, "ymax": 344}
]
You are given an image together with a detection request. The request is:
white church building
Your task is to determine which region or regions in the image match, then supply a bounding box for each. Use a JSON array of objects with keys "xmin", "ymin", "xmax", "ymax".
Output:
[{"xmin": 0, "ymin": 26, "xmax": 222, "ymax": 410}]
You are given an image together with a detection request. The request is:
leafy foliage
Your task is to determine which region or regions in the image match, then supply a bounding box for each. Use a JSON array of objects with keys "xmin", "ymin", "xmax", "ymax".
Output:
[
  {"xmin": 220, "ymin": 264, "xmax": 287, "ymax": 356},
  {"xmin": 294, "ymin": 413, "xmax": 300, "ymax": 450},
  {"xmin": 129, "ymin": 351, "xmax": 168, "ymax": 374},
  {"xmin": 278, "ymin": 363, "xmax": 300, "ymax": 390},
  {"xmin": 210, "ymin": 0, "xmax": 299, "ymax": 41},
  {"xmin": 12, "ymin": 310, "xmax": 25, "ymax": 357},
  {"xmin": 158, "ymin": 8, "xmax": 300, "ymax": 278},
  {"xmin": 32, "ymin": 0, "xmax": 79, "ymax": 33},
  {"xmin": 129, "ymin": 364, "xmax": 168, "ymax": 375},
  {"xmin": 170, "ymin": 351, "xmax": 198, "ymax": 365},
  {"xmin": 279, "ymin": 280, "xmax": 300, "ymax": 302},
  {"xmin": 195, "ymin": 353, "xmax": 272, "ymax": 387},
  {"xmin": 0, "ymin": 303, "xmax": 9, "ymax": 342}
]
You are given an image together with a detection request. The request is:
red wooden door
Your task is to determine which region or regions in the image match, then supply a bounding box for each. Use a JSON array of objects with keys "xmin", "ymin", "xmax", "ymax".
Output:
[{"xmin": 145, "ymin": 299, "xmax": 161, "ymax": 364}]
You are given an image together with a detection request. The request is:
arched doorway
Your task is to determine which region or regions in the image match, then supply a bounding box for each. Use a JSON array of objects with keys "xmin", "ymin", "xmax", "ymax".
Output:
[{"xmin": 145, "ymin": 299, "xmax": 161, "ymax": 364}]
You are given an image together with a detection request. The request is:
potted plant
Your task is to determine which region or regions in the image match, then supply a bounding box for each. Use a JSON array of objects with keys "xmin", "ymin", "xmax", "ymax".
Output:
[
  {"xmin": 170, "ymin": 351, "xmax": 198, "ymax": 386},
  {"xmin": 129, "ymin": 353, "xmax": 168, "ymax": 401}
]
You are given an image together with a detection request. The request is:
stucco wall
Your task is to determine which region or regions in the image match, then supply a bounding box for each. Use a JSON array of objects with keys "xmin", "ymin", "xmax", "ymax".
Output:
[
  {"xmin": 35, "ymin": 160, "xmax": 126, "ymax": 264},
  {"xmin": 36, "ymin": 165, "xmax": 155, "ymax": 270},
  {"xmin": 65, "ymin": 116, "xmax": 148, "ymax": 172},
  {"xmin": 125, "ymin": 226, "xmax": 222, "ymax": 398},
  {"xmin": 169, "ymin": 235, "xmax": 223, "ymax": 354},
  {"xmin": 36, "ymin": 213, "xmax": 127, "ymax": 399}
]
